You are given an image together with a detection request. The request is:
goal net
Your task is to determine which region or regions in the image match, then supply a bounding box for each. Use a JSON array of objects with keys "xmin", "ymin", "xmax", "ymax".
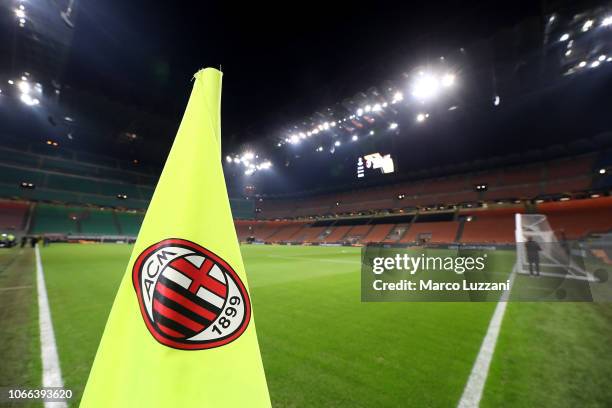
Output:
[{"xmin": 515, "ymin": 213, "xmax": 595, "ymax": 281}]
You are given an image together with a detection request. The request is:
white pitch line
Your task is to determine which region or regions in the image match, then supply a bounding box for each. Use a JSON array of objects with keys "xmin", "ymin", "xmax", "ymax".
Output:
[
  {"xmin": 35, "ymin": 245, "xmax": 68, "ymax": 408},
  {"xmin": 457, "ymin": 265, "xmax": 517, "ymax": 408}
]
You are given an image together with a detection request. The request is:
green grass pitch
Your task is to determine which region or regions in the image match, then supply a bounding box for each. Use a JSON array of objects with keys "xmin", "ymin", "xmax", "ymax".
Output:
[{"xmin": 2, "ymin": 243, "xmax": 612, "ymax": 407}]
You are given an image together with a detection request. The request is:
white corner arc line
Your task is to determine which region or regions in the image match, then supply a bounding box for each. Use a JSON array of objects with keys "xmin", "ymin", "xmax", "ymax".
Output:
[
  {"xmin": 457, "ymin": 266, "xmax": 517, "ymax": 408},
  {"xmin": 35, "ymin": 245, "xmax": 68, "ymax": 408}
]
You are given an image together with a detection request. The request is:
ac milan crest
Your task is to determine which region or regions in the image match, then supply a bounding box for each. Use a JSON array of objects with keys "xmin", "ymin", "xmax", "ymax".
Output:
[{"xmin": 132, "ymin": 238, "xmax": 251, "ymax": 350}]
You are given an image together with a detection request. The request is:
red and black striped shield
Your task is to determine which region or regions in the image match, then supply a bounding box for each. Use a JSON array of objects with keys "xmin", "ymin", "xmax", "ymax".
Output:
[{"xmin": 132, "ymin": 238, "xmax": 251, "ymax": 350}]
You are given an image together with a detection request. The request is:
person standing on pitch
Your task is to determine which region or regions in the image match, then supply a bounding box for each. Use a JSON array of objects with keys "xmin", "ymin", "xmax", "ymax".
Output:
[{"xmin": 526, "ymin": 237, "xmax": 541, "ymax": 276}]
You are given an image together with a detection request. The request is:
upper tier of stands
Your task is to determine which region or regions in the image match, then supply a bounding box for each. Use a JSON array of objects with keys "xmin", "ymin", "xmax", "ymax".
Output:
[
  {"xmin": 0, "ymin": 145, "xmax": 254, "ymax": 218},
  {"xmin": 258, "ymin": 153, "xmax": 606, "ymax": 219}
]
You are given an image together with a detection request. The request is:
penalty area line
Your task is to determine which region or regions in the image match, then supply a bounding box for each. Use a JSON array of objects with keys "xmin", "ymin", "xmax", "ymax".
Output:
[
  {"xmin": 35, "ymin": 245, "xmax": 68, "ymax": 408},
  {"xmin": 457, "ymin": 264, "xmax": 517, "ymax": 408}
]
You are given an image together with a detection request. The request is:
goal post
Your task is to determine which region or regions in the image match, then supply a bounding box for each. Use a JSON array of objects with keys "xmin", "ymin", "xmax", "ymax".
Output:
[{"xmin": 515, "ymin": 213, "xmax": 595, "ymax": 281}]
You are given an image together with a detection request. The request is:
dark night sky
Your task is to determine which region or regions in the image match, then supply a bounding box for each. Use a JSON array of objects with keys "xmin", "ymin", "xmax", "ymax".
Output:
[{"xmin": 62, "ymin": 1, "xmax": 542, "ymax": 146}]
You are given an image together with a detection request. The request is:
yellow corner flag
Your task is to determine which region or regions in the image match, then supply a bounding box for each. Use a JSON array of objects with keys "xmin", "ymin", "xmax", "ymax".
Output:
[{"xmin": 80, "ymin": 68, "xmax": 271, "ymax": 407}]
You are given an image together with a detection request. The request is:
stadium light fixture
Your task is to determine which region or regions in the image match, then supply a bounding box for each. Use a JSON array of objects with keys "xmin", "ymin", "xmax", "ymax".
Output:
[
  {"xmin": 7, "ymin": 80, "xmax": 14, "ymax": 85},
  {"xmin": 582, "ymin": 19, "xmax": 593, "ymax": 32},
  {"xmin": 372, "ymin": 103, "xmax": 382, "ymax": 112},
  {"xmin": 411, "ymin": 73, "xmax": 440, "ymax": 101},
  {"xmin": 356, "ymin": 108, "xmax": 364, "ymax": 116},
  {"xmin": 565, "ymin": 50, "xmax": 572, "ymax": 57},
  {"xmin": 351, "ymin": 135, "xmax": 358, "ymax": 141},
  {"xmin": 15, "ymin": 8, "xmax": 25, "ymax": 18},
  {"xmin": 559, "ymin": 33, "xmax": 570, "ymax": 41},
  {"xmin": 389, "ymin": 123, "xmax": 398, "ymax": 130},
  {"xmin": 493, "ymin": 95, "xmax": 501, "ymax": 106},
  {"xmin": 316, "ymin": 146, "xmax": 323, "ymax": 152},
  {"xmin": 18, "ymin": 80, "xmax": 30, "ymax": 94},
  {"xmin": 591, "ymin": 60, "xmax": 600, "ymax": 68},
  {"xmin": 392, "ymin": 91, "xmax": 403, "ymax": 103},
  {"xmin": 416, "ymin": 113, "xmax": 427, "ymax": 122},
  {"xmin": 598, "ymin": 54, "xmax": 606, "ymax": 61},
  {"xmin": 226, "ymin": 156, "xmax": 232, "ymax": 163},
  {"xmin": 599, "ymin": 168, "xmax": 607, "ymax": 174},
  {"xmin": 364, "ymin": 105, "xmax": 372, "ymax": 113},
  {"xmin": 602, "ymin": 16, "xmax": 612, "ymax": 26},
  {"xmin": 20, "ymin": 93, "xmax": 39, "ymax": 106},
  {"xmin": 290, "ymin": 134, "xmax": 300, "ymax": 144},
  {"xmin": 578, "ymin": 61, "xmax": 587, "ymax": 68}
]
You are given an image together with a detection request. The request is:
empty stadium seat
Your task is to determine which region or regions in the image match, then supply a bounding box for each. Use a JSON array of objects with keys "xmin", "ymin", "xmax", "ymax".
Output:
[
  {"xmin": 30, "ymin": 204, "xmax": 79, "ymax": 234},
  {"xmin": 401, "ymin": 221, "xmax": 459, "ymax": 243}
]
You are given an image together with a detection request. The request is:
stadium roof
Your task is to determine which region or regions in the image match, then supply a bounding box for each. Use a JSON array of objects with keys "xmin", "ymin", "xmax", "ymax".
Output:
[{"xmin": 1, "ymin": 0, "xmax": 611, "ymax": 196}]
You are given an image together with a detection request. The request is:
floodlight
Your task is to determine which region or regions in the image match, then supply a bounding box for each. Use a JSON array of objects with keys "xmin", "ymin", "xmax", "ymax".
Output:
[
  {"xmin": 591, "ymin": 60, "xmax": 600, "ymax": 68},
  {"xmin": 15, "ymin": 9, "xmax": 25, "ymax": 18},
  {"xmin": 372, "ymin": 103, "xmax": 382, "ymax": 112},
  {"xmin": 356, "ymin": 108, "xmax": 363, "ymax": 116},
  {"xmin": 20, "ymin": 93, "xmax": 39, "ymax": 106},
  {"xmin": 411, "ymin": 73, "xmax": 440, "ymax": 100},
  {"xmin": 392, "ymin": 91, "xmax": 403, "ymax": 103},
  {"xmin": 416, "ymin": 113, "xmax": 426, "ymax": 122},
  {"xmin": 290, "ymin": 135, "xmax": 300, "ymax": 144},
  {"xmin": 578, "ymin": 61, "xmax": 587, "ymax": 67},
  {"xmin": 602, "ymin": 16, "xmax": 612, "ymax": 26},
  {"xmin": 389, "ymin": 123, "xmax": 398, "ymax": 130},
  {"xmin": 493, "ymin": 95, "xmax": 500, "ymax": 106},
  {"xmin": 559, "ymin": 33, "xmax": 570, "ymax": 41},
  {"xmin": 364, "ymin": 105, "xmax": 372, "ymax": 113},
  {"xmin": 226, "ymin": 156, "xmax": 232, "ymax": 162},
  {"xmin": 334, "ymin": 140, "xmax": 341, "ymax": 146},
  {"xmin": 243, "ymin": 152, "xmax": 254, "ymax": 160},
  {"xmin": 18, "ymin": 81, "xmax": 30, "ymax": 94},
  {"xmin": 599, "ymin": 168, "xmax": 607, "ymax": 174},
  {"xmin": 582, "ymin": 19, "xmax": 593, "ymax": 31},
  {"xmin": 598, "ymin": 54, "xmax": 606, "ymax": 61},
  {"xmin": 352, "ymin": 135, "xmax": 358, "ymax": 141}
]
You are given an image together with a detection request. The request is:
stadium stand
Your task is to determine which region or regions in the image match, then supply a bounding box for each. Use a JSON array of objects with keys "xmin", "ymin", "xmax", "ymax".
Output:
[
  {"xmin": 401, "ymin": 221, "xmax": 459, "ymax": 244},
  {"xmin": 460, "ymin": 208, "xmax": 521, "ymax": 244},
  {"xmin": 115, "ymin": 212, "xmax": 145, "ymax": 236},
  {"xmin": 257, "ymin": 153, "xmax": 599, "ymax": 219},
  {"xmin": 362, "ymin": 224, "xmax": 394, "ymax": 243},
  {"xmin": 79, "ymin": 209, "xmax": 119, "ymax": 235},
  {"xmin": 267, "ymin": 223, "xmax": 306, "ymax": 242},
  {"xmin": 0, "ymin": 200, "xmax": 29, "ymax": 230},
  {"xmin": 539, "ymin": 197, "xmax": 612, "ymax": 239},
  {"xmin": 322, "ymin": 226, "xmax": 352, "ymax": 242},
  {"xmin": 30, "ymin": 204, "xmax": 80, "ymax": 234}
]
